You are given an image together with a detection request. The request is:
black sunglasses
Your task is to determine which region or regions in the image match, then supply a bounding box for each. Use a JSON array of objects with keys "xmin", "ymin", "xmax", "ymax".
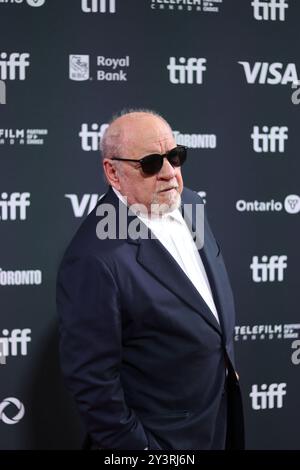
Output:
[{"xmin": 111, "ymin": 145, "xmax": 187, "ymax": 176}]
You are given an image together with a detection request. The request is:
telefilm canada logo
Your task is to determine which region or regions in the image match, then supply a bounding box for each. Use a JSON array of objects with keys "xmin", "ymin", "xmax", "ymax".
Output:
[
  {"xmin": 69, "ymin": 55, "xmax": 130, "ymax": 82},
  {"xmin": 234, "ymin": 323, "xmax": 300, "ymax": 342},
  {"xmin": 0, "ymin": 128, "xmax": 48, "ymax": 146},
  {"xmin": 150, "ymin": 0, "xmax": 223, "ymax": 13}
]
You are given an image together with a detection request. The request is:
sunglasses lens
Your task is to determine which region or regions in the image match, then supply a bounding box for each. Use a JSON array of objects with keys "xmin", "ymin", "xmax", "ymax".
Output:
[
  {"xmin": 168, "ymin": 146, "xmax": 187, "ymax": 167},
  {"xmin": 140, "ymin": 146, "xmax": 187, "ymax": 175},
  {"xmin": 141, "ymin": 155, "xmax": 163, "ymax": 175}
]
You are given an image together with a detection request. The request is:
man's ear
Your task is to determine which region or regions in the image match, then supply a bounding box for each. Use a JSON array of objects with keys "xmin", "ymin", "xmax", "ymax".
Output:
[{"xmin": 103, "ymin": 159, "xmax": 121, "ymax": 190}]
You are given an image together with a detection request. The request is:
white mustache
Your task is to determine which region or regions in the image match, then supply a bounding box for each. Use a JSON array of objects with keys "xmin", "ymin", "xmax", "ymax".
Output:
[{"xmin": 158, "ymin": 185, "xmax": 178, "ymax": 193}]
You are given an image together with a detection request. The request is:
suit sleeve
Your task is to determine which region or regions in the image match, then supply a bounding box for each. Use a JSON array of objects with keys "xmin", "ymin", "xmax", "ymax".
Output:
[{"xmin": 56, "ymin": 254, "xmax": 149, "ymax": 450}]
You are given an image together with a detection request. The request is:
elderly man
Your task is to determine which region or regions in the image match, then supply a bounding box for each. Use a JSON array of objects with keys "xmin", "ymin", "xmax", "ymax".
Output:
[{"xmin": 57, "ymin": 110, "xmax": 244, "ymax": 450}]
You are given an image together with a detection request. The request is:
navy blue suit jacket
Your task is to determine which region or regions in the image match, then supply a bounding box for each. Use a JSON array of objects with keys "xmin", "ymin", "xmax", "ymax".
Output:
[{"xmin": 57, "ymin": 187, "xmax": 244, "ymax": 450}]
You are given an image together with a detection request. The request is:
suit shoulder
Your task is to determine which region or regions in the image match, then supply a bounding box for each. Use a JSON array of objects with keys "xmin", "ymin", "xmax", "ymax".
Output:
[{"xmin": 181, "ymin": 187, "xmax": 204, "ymax": 204}]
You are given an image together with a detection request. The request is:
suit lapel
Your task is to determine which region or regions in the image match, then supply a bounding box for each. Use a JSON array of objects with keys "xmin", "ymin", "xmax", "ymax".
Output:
[
  {"xmin": 181, "ymin": 189, "xmax": 230, "ymax": 343},
  {"xmin": 136, "ymin": 236, "xmax": 222, "ymax": 335},
  {"xmin": 101, "ymin": 187, "xmax": 223, "ymax": 336}
]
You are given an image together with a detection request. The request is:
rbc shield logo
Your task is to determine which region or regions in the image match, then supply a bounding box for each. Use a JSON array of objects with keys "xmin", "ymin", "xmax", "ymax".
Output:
[{"xmin": 69, "ymin": 55, "xmax": 90, "ymax": 81}]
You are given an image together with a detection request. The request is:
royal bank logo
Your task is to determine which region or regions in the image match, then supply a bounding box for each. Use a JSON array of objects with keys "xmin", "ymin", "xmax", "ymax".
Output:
[
  {"xmin": 167, "ymin": 57, "xmax": 207, "ymax": 84},
  {"xmin": 69, "ymin": 55, "xmax": 90, "ymax": 81},
  {"xmin": 0, "ymin": 128, "xmax": 48, "ymax": 146},
  {"xmin": 0, "ymin": 0, "xmax": 45, "ymax": 6},
  {"xmin": 69, "ymin": 55, "xmax": 130, "ymax": 82},
  {"xmin": 150, "ymin": 0, "xmax": 223, "ymax": 13},
  {"xmin": 238, "ymin": 61, "xmax": 298, "ymax": 85},
  {"xmin": 174, "ymin": 130, "xmax": 216, "ymax": 149},
  {"xmin": 251, "ymin": 0, "xmax": 288, "ymax": 21},
  {"xmin": 81, "ymin": 0, "xmax": 116, "ymax": 13},
  {"xmin": 250, "ymin": 383, "xmax": 287, "ymax": 410},
  {"xmin": 0, "ymin": 52, "xmax": 30, "ymax": 81},
  {"xmin": 0, "ymin": 192, "xmax": 31, "ymax": 221},
  {"xmin": 0, "ymin": 268, "xmax": 42, "ymax": 286},
  {"xmin": 250, "ymin": 255, "xmax": 288, "ymax": 282},
  {"xmin": 235, "ymin": 323, "xmax": 300, "ymax": 342},
  {"xmin": 65, "ymin": 194, "xmax": 101, "ymax": 217},
  {"xmin": 251, "ymin": 125, "xmax": 288, "ymax": 153},
  {"xmin": 79, "ymin": 123, "xmax": 108, "ymax": 151},
  {"xmin": 0, "ymin": 398, "xmax": 25, "ymax": 424},
  {"xmin": 236, "ymin": 194, "xmax": 300, "ymax": 214}
]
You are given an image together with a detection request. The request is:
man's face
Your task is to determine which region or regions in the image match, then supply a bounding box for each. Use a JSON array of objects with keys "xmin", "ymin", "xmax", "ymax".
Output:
[{"xmin": 104, "ymin": 113, "xmax": 184, "ymax": 215}]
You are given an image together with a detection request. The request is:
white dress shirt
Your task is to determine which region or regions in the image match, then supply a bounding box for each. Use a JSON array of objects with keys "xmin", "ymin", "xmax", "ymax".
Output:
[{"xmin": 112, "ymin": 188, "xmax": 220, "ymax": 324}]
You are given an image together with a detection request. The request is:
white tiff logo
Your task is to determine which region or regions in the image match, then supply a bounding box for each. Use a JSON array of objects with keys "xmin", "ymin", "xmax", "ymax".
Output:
[
  {"xmin": 250, "ymin": 255, "xmax": 288, "ymax": 282},
  {"xmin": 0, "ymin": 53, "xmax": 30, "ymax": 80},
  {"xmin": 251, "ymin": 0, "xmax": 288, "ymax": 21},
  {"xmin": 167, "ymin": 57, "xmax": 207, "ymax": 84},
  {"xmin": 0, "ymin": 192, "xmax": 30, "ymax": 220},
  {"xmin": 251, "ymin": 126, "xmax": 288, "ymax": 153},
  {"xmin": 250, "ymin": 383, "xmax": 287, "ymax": 409},
  {"xmin": 81, "ymin": 0, "xmax": 116, "ymax": 13},
  {"xmin": 0, "ymin": 329, "xmax": 31, "ymax": 359},
  {"xmin": 79, "ymin": 123, "xmax": 108, "ymax": 151}
]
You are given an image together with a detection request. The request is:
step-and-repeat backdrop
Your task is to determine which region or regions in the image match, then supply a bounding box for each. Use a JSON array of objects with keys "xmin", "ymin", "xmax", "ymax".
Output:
[{"xmin": 0, "ymin": 0, "xmax": 299, "ymax": 450}]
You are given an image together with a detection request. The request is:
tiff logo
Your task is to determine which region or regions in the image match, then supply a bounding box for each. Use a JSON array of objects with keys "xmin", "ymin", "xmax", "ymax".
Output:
[
  {"xmin": 250, "ymin": 383, "xmax": 287, "ymax": 409},
  {"xmin": 167, "ymin": 57, "xmax": 207, "ymax": 84},
  {"xmin": 251, "ymin": 126, "xmax": 288, "ymax": 153},
  {"xmin": 0, "ymin": 192, "xmax": 30, "ymax": 221},
  {"xmin": 79, "ymin": 123, "xmax": 108, "ymax": 151},
  {"xmin": 251, "ymin": 0, "xmax": 288, "ymax": 21},
  {"xmin": 0, "ymin": 329, "xmax": 31, "ymax": 362},
  {"xmin": 0, "ymin": 80, "xmax": 6, "ymax": 104},
  {"xmin": 0, "ymin": 53, "xmax": 30, "ymax": 80},
  {"xmin": 81, "ymin": 0, "xmax": 116, "ymax": 13},
  {"xmin": 250, "ymin": 255, "xmax": 288, "ymax": 282}
]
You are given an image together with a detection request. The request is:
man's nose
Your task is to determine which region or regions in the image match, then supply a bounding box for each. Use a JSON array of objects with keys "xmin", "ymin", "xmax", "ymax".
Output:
[{"xmin": 157, "ymin": 157, "xmax": 177, "ymax": 179}]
